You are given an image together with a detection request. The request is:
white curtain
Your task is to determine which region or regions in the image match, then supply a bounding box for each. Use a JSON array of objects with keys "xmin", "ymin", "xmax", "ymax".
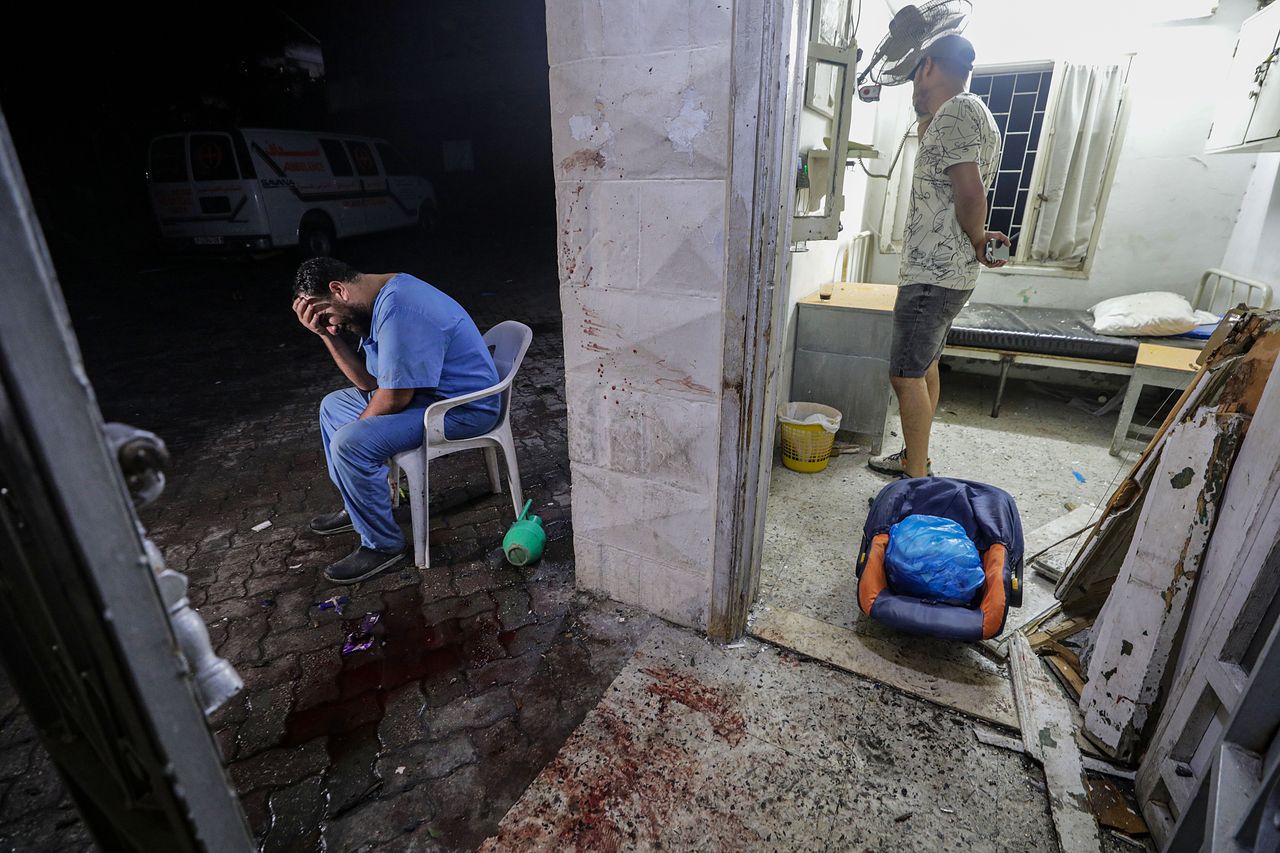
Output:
[{"xmin": 1029, "ymin": 63, "xmax": 1126, "ymax": 265}]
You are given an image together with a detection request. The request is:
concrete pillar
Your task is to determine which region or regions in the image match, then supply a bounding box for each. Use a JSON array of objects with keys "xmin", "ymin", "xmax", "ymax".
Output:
[{"xmin": 545, "ymin": 0, "xmax": 735, "ymax": 628}]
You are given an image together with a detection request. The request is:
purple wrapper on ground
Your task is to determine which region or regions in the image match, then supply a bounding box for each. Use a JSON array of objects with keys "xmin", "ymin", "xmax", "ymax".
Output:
[
  {"xmin": 317, "ymin": 594, "xmax": 350, "ymax": 615},
  {"xmin": 341, "ymin": 611, "xmax": 382, "ymax": 655}
]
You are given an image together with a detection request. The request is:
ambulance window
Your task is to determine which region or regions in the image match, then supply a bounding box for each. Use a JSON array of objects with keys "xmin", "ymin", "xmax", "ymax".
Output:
[
  {"xmin": 375, "ymin": 143, "xmax": 410, "ymax": 176},
  {"xmin": 347, "ymin": 141, "xmax": 380, "ymax": 177},
  {"xmin": 190, "ymin": 134, "xmax": 239, "ymax": 181},
  {"xmin": 149, "ymin": 136, "xmax": 187, "ymax": 182},
  {"xmin": 321, "ymin": 139, "xmax": 353, "ymax": 177}
]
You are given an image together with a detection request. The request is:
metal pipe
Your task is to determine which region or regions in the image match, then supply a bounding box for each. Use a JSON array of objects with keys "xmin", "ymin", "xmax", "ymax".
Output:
[{"xmin": 150, "ymin": 537, "xmax": 243, "ymax": 716}]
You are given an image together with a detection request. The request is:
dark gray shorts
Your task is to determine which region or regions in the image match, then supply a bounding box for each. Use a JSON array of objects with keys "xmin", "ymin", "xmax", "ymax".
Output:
[{"xmin": 890, "ymin": 283, "xmax": 971, "ymax": 378}]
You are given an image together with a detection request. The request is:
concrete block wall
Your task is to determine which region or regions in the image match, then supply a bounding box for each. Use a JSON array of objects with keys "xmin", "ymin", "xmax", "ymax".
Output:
[{"xmin": 545, "ymin": 0, "xmax": 734, "ymax": 628}]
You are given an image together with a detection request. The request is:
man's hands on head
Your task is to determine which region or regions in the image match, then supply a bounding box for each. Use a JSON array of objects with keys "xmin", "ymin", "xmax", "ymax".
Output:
[
  {"xmin": 974, "ymin": 230, "xmax": 1011, "ymax": 268},
  {"xmin": 296, "ymin": 294, "xmax": 378, "ymax": 391},
  {"xmin": 293, "ymin": 296, "xmax": 335, "ymax": 337}
]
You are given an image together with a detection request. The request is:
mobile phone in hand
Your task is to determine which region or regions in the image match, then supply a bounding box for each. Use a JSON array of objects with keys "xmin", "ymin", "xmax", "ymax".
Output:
[{"xmin": 985, "ymin": 239, "xmax": 1010, "ymax": 263}]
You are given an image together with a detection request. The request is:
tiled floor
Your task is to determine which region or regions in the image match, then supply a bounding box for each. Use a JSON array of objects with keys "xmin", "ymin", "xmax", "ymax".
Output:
[
  {"xmin": 482, "ymin": 374, "xmax": 1133, "ymax": 851},
  {"xmin": 481, "ymin": 624, "xmax": 1061, "ymax": 851},
  {"xmin": 758, "ymin": 371, "xmax": 1125, "ymax": 631}
]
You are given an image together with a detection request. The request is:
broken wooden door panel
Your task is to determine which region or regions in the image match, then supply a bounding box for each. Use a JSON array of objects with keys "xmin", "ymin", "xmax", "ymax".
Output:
[
  {"xmin": 1135, "ymin": 319, "xmax": 1280, "ymax": 845},
  {"xmin": 1054, "ymin": 315, "xmax": 1279, "ymax": 612},
  {"xmin": 1159, "ymin": 616, "xmax": 1280, "ymax": 850},
  {"xmin": 1080, "ymin": 411, "xmax": 1248, "ymax": 761},
  {"xmin": 1054, "ymin": 365, "xmax": 1220, "ymax": 611}
]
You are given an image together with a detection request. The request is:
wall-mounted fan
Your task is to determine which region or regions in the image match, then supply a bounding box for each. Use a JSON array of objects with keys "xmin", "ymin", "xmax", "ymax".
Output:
[{"xmin": 857, "ymin": 0, "xmax": 971, "ymax": 101}]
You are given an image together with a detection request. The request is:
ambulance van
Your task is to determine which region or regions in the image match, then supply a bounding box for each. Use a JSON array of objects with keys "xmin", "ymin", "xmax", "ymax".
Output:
[{"xmin": 146, "ymin": 129, "xmax": 436, "ymax": 256}]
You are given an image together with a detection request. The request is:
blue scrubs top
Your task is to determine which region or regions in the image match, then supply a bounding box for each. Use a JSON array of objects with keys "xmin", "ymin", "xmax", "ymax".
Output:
[{"xmin": 360, "ymin": 274, "xmax": 500, "ymax": 423}]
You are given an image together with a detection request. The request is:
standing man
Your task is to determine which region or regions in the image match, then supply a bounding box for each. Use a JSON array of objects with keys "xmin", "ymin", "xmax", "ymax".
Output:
[
  {"xmin": 870, "ymin": 34, "xmax": 1008, "ymax": 479},
  {"xmin": 292, "ymin": 258, "xmax": 500, "ymax": 583}
]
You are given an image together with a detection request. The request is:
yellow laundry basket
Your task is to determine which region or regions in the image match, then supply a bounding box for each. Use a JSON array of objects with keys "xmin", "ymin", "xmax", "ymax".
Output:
[{"xmin": 778, "ymin": 402, "xmax": 842, "ymax": 473}]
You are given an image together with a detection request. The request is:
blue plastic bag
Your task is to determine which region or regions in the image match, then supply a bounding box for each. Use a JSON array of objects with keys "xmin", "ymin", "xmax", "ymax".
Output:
[{"xmin": 885, "ymin": 514, "xmax": 985, "ymax": 606}]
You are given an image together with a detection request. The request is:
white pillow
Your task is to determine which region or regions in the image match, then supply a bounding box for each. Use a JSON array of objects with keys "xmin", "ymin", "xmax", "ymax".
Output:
[{"xmin": 1089, "ymin": 291, "xmax": 1211, "ymax": 336}]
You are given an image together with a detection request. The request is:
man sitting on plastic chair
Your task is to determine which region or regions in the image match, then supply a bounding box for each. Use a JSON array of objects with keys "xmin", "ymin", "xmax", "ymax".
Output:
[{"xmin": 291, "ymin": 257, "xmax": 500, "ymax": 584}]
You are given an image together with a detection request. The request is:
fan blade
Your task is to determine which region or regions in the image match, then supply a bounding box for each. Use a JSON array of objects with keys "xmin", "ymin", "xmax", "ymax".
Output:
[
  {"xmin": 881, "ymin": 51, "xmax": 922, "ymax": 84},
  {"xmin": 887, "ymin": 4, "xmax": 929, "ymax": 44},
  {"xmin": 880, "ymin": 34, "xmax": 917, "ymax": 62},
  {"xmin": 865, "ymin": 0, "xmax": 972, "ymax": 87},
  {"xmin": 923, "ymin": 11, "xmax": 969, "ymax": 35}
]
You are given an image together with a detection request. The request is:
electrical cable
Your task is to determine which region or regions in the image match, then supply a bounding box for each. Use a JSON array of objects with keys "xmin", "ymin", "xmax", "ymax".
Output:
[
  {"xmin": 855, "ymin": 123, "xmax": 916, "ymax": 180},
  {"xmin": 1021, "ymin": 381, "xmax": 1184, "ymax": 580},
  {"xmin": 1079, "ymin": 382, "xmax": 1184, "ymax": 537},
  {"xmin": 1026, "ymin": 522, "xmax": 1100, "ymax": 565}
]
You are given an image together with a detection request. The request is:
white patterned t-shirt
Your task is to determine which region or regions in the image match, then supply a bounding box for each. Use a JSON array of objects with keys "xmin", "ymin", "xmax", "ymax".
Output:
[{"xmin": 900, "ymin": 92, "xmax": 1001, "ymax": 290}]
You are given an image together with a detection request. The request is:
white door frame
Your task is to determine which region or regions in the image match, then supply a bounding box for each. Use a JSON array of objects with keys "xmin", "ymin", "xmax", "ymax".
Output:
[{"xmin": 708, "ymin": 0, "xmax": 809, "ymax": 641}]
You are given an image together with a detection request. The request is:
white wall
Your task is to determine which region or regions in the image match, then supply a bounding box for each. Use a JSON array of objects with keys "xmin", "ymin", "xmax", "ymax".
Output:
[
  {"xmin": 775, "ymin": 0, "xmax": 888, "ymax": 406},
  {"xmin": 863, "ymin": 0, "xmax": 1261, "ymax": 310},
  {"xmin": 777, "ymin": 178, "xmax": 871, "ymax": 404},
  {"xmin": 1222, "ymin": 153, "xmax": 1280, "ymax": 287}
]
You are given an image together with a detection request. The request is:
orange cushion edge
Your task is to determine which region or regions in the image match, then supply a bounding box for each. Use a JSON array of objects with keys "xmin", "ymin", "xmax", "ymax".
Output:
[
  {"xmin": 858, "ymin": 534, "xmax": 891, "ymax": 615},
  {"xmin": 979, "ymin": 544, "xmax": 1008, "ymax": 639}
]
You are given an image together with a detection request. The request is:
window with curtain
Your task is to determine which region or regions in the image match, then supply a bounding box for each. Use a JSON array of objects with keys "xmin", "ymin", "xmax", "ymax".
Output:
[{"xmin": 1024, "ymin": 62, "xmax": 1127, "ymax": 267}]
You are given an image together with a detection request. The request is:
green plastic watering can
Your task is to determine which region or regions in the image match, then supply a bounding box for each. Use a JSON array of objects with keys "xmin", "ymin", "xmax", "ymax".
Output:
[{"xmin": 503, "ymin": 500, "xmax": 545, "ymax": 566}]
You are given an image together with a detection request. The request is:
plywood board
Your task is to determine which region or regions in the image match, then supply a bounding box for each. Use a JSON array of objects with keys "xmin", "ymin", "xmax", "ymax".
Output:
[
  {"xmin": 987, "ymin": 582, "xmax": 1058, "ymax": 661},
  {"xmin": 1025, "ymin": 504, "xmax": 1100, "ymax": 565},
  {"xmin": 1085, "ymin": 776, "xmax": 1149, "ymax": 836},
  {"xmin": 1045, "ymin": 653, "xmax": 1086, "ymax": 700},
  {"xmin": 1009, "ymin": 634, "xmax": 1103, "ymax": 853},
  {"xmin": 1135, "ymin": 343, "xmax": 1200, "ymax": 373},
  {"xmin": 1028, "ymin": 615, "xmax": 1093, "ymax": 650},
  {"xmin": 797, "ymin": 282, "xmax": 897, "ymax": 312},
  {"xmin": 750, "ymin": 606, "xmax": 1018, "ymax": 729},
  {"xmin": 990, "ymin": 506, "xmax": 1100, "ymax": 651}
]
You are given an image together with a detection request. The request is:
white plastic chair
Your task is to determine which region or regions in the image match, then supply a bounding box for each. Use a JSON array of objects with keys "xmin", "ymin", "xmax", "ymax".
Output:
[{"xmin": 392, "ymin": 320, "xmax": 533, "ymax": 568}]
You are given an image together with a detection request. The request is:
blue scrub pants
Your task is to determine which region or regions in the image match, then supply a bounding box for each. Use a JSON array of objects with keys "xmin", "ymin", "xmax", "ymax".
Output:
[{"xmin": 319, "ymin": 388, "xmax": 498, "ymax": 552}]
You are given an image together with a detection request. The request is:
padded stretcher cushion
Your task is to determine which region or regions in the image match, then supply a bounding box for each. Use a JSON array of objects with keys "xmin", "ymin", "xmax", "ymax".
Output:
[
  {"xmin": 856, "ymin": 478, "xmax": 1024, "ymax": 642},
  {"xmin": 947, "ymin": 304, "xmax": 1140, "ymax": 363}
]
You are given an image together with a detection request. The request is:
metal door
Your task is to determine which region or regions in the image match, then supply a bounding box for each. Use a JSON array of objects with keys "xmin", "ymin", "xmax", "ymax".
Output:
[{"xmin": 0, "ymin": 110, "xmax": 254, "ymax": 851}]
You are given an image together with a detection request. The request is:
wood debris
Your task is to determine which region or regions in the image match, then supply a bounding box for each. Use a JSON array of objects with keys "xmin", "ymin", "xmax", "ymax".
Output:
[
  {"xmin": 1024, "ymin": 309, "xmax": 1280, "ymax": 847},
  {"xmin": 1084, "ymin": 776, "xmax": 1148, "ymax": 837},
  {"xmin": 1024, "ymin": 504, "xmax": 1097, "ymax": 581},
  {"xmin": 1009, "ymin": 634, "xmax": 1102, "ymax": 852}
]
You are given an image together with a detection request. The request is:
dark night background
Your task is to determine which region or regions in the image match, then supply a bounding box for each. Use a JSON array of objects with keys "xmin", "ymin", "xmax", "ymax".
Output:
[
  {"xmin": 0, "ymin": 1, "xmax": 556, "ymax": 281},
  {"xmin": 0, "ymin": 7, "xmax": 574, "ymax": 848}
]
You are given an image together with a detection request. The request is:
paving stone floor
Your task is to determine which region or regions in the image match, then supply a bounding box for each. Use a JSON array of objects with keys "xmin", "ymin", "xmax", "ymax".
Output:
[
  {"xmin": 0, "ymin": 230, "xmax": 1144, "ymax": 853},
  {"xmin": 0, "ymin": 230, "xmax": 659, "ymax": 852}
]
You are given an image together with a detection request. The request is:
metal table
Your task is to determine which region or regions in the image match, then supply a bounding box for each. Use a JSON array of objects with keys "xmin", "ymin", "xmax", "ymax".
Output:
[
  {"xmin": 790, "ymin": 282, "xmax": 897, "ymax": 455},
  {"xmin": 1110, "ymin": 342, "xmax": 1202, "ymax": 455}
]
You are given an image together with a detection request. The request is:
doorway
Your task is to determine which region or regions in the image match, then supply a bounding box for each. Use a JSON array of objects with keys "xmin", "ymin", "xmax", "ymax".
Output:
[{"xmin": 725, "ymin": 0, "xmax": 1158, "ymax": 707}]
